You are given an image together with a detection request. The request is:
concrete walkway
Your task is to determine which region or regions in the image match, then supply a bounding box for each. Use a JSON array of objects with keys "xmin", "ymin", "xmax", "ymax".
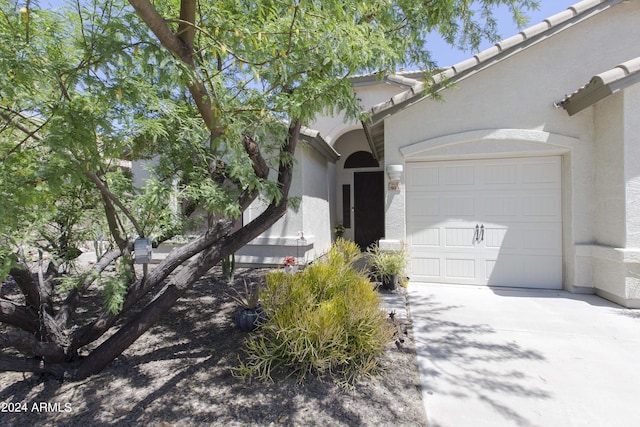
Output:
[{"xmin": 408, "ymin": 283, "xmax": 640, "ymax": 427}]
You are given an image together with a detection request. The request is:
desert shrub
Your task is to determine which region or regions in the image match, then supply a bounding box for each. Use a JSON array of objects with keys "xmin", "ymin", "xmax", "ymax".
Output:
[
  {"xmin": 234, "ymin": 239, "xmax": 393, "ymax": 384},
  {"xmin": 367, "ymin": 243, "xmax": 408, "ymax": 278}
]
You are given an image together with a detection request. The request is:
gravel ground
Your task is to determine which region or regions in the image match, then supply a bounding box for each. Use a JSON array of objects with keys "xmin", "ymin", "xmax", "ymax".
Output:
[{"xmin": 0, "ymin": 268, "xmax": 427, "ymax": 426}]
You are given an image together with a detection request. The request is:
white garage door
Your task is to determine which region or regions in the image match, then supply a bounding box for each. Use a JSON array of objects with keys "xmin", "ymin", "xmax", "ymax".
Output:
[{"xmin": 406, "ymin": 156, "xmax": 562, "ymax": 289}]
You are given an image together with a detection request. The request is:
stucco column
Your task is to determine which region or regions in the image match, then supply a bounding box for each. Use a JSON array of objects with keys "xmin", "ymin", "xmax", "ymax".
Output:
[
  {"xmin": 622, "ymin": 87, "xmax": 640, "ymax": 306},
  {"xmin": 380, "ymin": 136, "xmax": 406, "ymax": 250},
  {"xmin": 624, "ymin": 86, "xmax": 640, "ymax": 248}
]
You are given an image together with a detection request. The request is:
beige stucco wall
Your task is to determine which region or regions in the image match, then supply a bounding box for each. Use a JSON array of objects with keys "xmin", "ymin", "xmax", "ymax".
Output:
[
  {"xmin": 236, "ymin": 141, "xmax": 334, "ymax": 266},
  {"xmin": 301, "ymin": 143, "xmax": 334, "ymax": 257},
  {"xmin": 311, "ymin": 82, "xmax": 405, "ymax": 145},
  {"xmin": 376, "ymin": 1, "xmax": 640, "ymax": 306}
]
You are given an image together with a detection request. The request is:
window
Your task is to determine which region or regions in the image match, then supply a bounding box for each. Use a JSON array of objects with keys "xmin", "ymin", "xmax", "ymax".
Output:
[
  {"xmin": 344, "ymin": 151, "xmax": 379, "ymax": 168},
  {"xmin": 342, "ymin": 184, "xmax": 351, "ymax": 228}
]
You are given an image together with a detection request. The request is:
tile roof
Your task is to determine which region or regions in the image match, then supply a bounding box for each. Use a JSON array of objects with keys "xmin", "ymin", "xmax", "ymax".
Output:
[
  {"xmin": 300, "ymin": 126, "xmax": 340, "ymax": 162},
  {"xmin": 361, "ymin": 0, "xmax": 625, "ymax": 159},
  {"xmin": 557, "ymin": 56, "xmax": 640, "ymax": 115}
]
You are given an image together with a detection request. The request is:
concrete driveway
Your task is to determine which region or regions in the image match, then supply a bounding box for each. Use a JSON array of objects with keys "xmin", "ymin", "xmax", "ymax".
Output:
[{"xmin": 408, "ymin": 283, "xmax": 640, "ymax": 427}]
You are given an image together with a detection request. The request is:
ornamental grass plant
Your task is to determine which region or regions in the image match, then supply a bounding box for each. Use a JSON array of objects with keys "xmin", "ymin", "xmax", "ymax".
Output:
[
  {"xmin": 234, "ymin": 239, "xmax": 393, "ymax": 385},
  {"xmin": 367, "ymin": 243, "xmax": 408, "ymax": 278}
]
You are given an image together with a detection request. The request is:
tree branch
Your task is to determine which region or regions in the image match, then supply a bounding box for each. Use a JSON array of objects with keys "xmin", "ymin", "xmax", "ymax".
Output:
[
  {"xmin": 0, "ymin": 355, "xmax": 68, "ymax": 378},
  {"xmin": 9, "ymin": 265, "xmax": 40, "ymax": 310},
  {"xmin": 178, "ymin": 0, "xmax": 196, "ymax": 49},
  {"xmin": 98, "ymin": 191, "xmax": 127, "ymax": 250},
  {"xmin": 0, "ymin": 298, "xmax": 38, "ymax": 333},
  {"xmin": 71, "ymin": 120, "xmax": 302, "ymax": 378},
  {"xmin": 69, "ymin": 220, "xmax": 232, "ymax": 350},
  {"xmin": 55, "ymin": 248, "xmax": 123, "ymax": 327},
  {"xmin": 0, "ymin": 110, "xmax": 46, "ymax": 146},
  {"xmin": 242, "ymin": 135, "xmax": 270, "ymax": 179},
  {"xmin": 128, "ymin": 0, "xmax": 218, "ymax": 135},
  {"xmin": 85, "ymin": 170, "xmax": 144, "ymax": 238},
  {"xmin": 0, "ymin": 329, "xmax": 66, "ymax": 363}
]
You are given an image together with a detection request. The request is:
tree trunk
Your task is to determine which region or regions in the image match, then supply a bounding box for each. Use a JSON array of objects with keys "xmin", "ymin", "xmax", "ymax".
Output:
[
  {"xmin": 73, "ymin": 245, "xmax": 219, "ymax": 379},
  {"xmin": 73, "ymin": 196, "xmax": 292, "ymax": 379},
  {"xmin": 0, "ymin": 330, "xmax": 66, "ymax": 363},
  {"xmin": 72, "ymin": 120, "xmax": 299, "ymax": 379},
  {"xmin": 0, "ymin": 355, "xmax": 68, "ymax": 378},
  {"xmin": 0, "ymin": 299, "xmax": 38, "ymax": 332}
]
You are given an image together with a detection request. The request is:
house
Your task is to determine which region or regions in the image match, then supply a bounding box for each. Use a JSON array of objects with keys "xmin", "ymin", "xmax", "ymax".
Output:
[
  {"xmin": 235, "ymin": 128, "xmax": 339, "ymax": 266},
  {"xmin": 214, "ymin": 0, "xmax": 640, "ymax": 308}
]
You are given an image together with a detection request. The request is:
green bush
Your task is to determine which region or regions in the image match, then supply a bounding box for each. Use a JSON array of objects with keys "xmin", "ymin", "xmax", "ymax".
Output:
[
  {"xmin": 234, "ymin": 239, "xmax": 393, "ymax": 384},
  {"xmin": 367, "ymin": 243, "xmax": 408, "ymax": 278}
]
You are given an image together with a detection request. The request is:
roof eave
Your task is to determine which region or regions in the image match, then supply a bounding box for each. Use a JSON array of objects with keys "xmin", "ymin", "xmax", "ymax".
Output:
[
  {"xmin": 300, "ymin": 127, "xmax": 340, "ymax": 163},
  {"xmin": 361, "ymin": 119, "xmax": 381, "ymax": 160},
  {"xmin": 559, "ymin": 58, "xmax": 640, "ymax": 116},
  {"xmin": 361, "ymin": 0, "xmax": 625, "ymax": 155}
]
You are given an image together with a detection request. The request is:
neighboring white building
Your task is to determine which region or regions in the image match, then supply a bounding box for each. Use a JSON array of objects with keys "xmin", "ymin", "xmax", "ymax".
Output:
[{"xmin": 177, "ymin": 0, "xmax": 640, "ymax": 308}]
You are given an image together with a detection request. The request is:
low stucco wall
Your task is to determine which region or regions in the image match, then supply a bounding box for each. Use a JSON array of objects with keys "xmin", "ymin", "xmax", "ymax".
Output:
[{"xmin": 235, "ymin": 235, "xmax": 315, "ymax": 267}]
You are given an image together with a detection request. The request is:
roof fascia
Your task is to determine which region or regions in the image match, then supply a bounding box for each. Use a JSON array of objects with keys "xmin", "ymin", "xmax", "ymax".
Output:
[
  {"xmin": 364, "ymin": 0, "xmax": 624, "ymax": 128},
  {"xmin": 300, "ymin": 128, "xmax": 341, "ymax": 162},
  {"xmin": 562, "ymin": 71, "xmax": 640, "ymax": 116},
  {"xmin": 360, "ymin": 119, "xmax": 381, "ymax": 160}
]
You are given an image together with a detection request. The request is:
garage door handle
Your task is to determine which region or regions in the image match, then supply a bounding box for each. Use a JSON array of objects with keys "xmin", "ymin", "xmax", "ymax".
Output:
[
  {"xmin": 480, "ymin": 224, "xmax": 485, "ymax": 242},
  {"xmin": 474, "ymin": 224, "xmax": 480, "ymax": 243}
]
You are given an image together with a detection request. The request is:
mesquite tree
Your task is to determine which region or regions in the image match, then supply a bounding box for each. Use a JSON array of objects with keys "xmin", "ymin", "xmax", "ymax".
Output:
[{"xmin": 0, "ymin": 0, "xmax": 536, "ymax": 379}]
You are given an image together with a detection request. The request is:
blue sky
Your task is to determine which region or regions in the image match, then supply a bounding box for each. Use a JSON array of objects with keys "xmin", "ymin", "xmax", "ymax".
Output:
[
  {"xmin": 428, "ymin": 0, "xmax": 579, "ymax": 66},
  {"xmin": 41, "ymin": 0, "xmax": 579, "ymax": 67}
]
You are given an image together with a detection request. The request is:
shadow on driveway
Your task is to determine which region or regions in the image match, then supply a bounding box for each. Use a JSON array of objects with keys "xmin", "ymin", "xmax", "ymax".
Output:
[{"xmin": 408, "ymin": 284, "xmax": 640, "ymax": 427}]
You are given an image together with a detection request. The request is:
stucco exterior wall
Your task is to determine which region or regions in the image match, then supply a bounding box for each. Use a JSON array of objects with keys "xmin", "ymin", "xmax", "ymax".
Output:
[
  {"xmin": 624, "ymin": 84, "xmax": 640, "ymax": 247},
  {"xmin": 310, "ymin": 83, "xmax": 405, "ymax": 145},
  {"xmin": 377, "ymin": 1, "xmax": 640, "ymax": 306},
  {"xmin": 301, "ymin": 143, "xmax": 334, "ymax": 258},
  {"xmin": 622, "ymin": 84, "xmax": 640, "ymax": 306},
  {"xmin": 236, "ymin": 141, "xmax": 333, "ymax": 266},
  {"xmin": 594, "ymin": 93, "xmax": 625, "ymax": 247}
]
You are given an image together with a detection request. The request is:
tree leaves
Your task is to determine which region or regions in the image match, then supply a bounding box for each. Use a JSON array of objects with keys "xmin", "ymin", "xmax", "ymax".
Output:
[
  {"xmin": 0, "ymin": 0, "xmax": 539, "ymax": 375},
  {"xmin": 0, "ymin": 0, "xmax": 539, "ymax": 280}
]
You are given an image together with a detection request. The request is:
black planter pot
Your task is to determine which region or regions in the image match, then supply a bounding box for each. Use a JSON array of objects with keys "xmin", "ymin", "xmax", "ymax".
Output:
[
  {"xmin": 382, "ymin": 274, "xmax": 398, "ymax": 290},
  {"xmin": 235, "ymin": 306, "xmax": 266, "ymax": 332}
]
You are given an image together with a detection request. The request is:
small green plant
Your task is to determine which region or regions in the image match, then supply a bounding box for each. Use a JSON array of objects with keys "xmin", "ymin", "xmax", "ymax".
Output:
[
  {"xmin": 234, "ymin": 239, "xmax": 392, "ymax": 385},
  {"xmin": 367, "ymin": 243, "xmax": 408, "ymax": 278},
  {"xmin": 333, "ymin": 222, "xmax": 346, "ymax": 238},
  {"xmin": 229, "ymin": 279, "xmax": 260, "ymax": 310}
]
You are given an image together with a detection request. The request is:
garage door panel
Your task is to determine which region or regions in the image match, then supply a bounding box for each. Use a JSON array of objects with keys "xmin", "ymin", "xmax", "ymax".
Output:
[
  {"xmin": 484, "ymin": 196, "xmax": 519, "ymax": 217},
  {"xmin": 522, "ymin": 161, "xmax": 562, "ymax": 185},
  {"xmin": 410, "ymin": 256, "xmax": 440, "ymax": 278},
  {"xmin": 443, "ymin": 197, "xmax": 476, "ymax": 217},
  {"xmin": 485, "ymin": 256, "xmax": 523, "ymax": 285},
  {"xmin": 483, "ymin": 227, "xmax": 510, "ymax": 249},
  {"xmin": 482, "ymin": 163, "xmax": 518, "ymax": 185},
  {"xmin": 410, "ymin": 227, "xmax": 440, "ymax": 247},
  {"xmin": 484, "ymin": 255, "xmax": 561, "ymax": 288},
  {"xmin": 445, "ymin": 258, "xmax": 476, "ymax": 279},
  {"xmin": 482, "ymin": 223, "xmax": 562, "ymax": 253},
  {"xmin": 523, "ymin": 256, "xmax": 563, "ymax": 286},
  {"xmin": 523, "ymin": 225, "xmax": 562, "ymax": 251},
  {"xmin": 407, "ymin": 196, "xmax": 439, "ymax": 217},
  {"xmin": 444, "ymin": 165, "xmax": 475, "ymax": 186},
  {"xmin": 521, "ymin": 193, "xmax": 562, "ymax": 219},
  {"xmin": 407, "ymin": 165, "xmax": 440, "ymax": 188},
  {"xmin": 445, "ymin": 227, "xmax": 476, "ymax": 247},
  {"xmin": 407, "ymin": 156, "xmax": 562, "ymax": 288}
]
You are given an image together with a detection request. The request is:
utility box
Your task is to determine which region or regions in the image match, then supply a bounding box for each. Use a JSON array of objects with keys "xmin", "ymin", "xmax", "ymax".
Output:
[{"xmin": 134, "ymin": 237, "xmax": 152, "ymax": 264}]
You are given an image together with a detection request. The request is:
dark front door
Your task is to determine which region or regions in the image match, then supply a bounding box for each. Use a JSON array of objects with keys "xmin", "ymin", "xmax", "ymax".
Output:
[{"xmin": 354, "ymin": 171, "xmax": 384, "ymax": 250}]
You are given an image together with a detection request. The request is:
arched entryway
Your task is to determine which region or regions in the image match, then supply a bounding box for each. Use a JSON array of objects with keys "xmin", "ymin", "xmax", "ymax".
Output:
[{"xmin": 333, "ymin": 130, "xmax": 384, "ymax": 250}]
